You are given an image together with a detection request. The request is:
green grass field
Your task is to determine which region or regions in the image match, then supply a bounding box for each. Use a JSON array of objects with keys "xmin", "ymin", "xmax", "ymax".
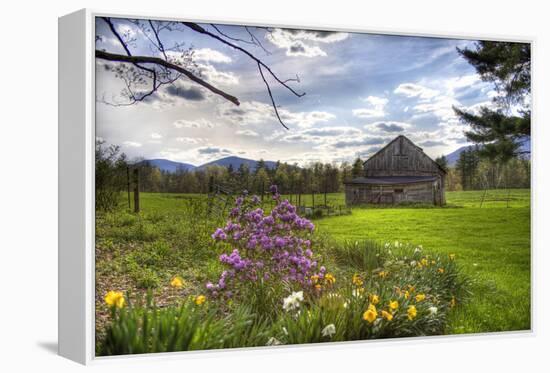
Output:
[
  {"xmin": 315, "ymin": 189, "xmax": 531, "ymax": 333},
  {"xmin": 95, "ymin": 188, "xmax": 530, "ymax": 341}
]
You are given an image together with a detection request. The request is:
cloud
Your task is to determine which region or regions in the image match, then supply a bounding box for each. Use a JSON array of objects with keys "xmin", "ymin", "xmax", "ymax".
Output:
[
  {"xmin": 332, "ymin": 136, "xmax": 387, "ymax": 148},
  {"xmin": 236, "ymin": 129, "xmax": 259, "ymax": 137},
  {"xmin": 282, "ymin": 134, "xmax": 310, "ymax": 142},
  {"xmin": 150, "ymin": 132, "xmax": 162, "ymax": 139},
  {"xmin": 198, "ymin": 64, "xmax": 239, "ymax": 86},
  {"xmin": 197, "ymin": 146, "xmax": 232, "ymax": 155},
  {"xmin": 418, "ymin": 140, "xmax": 447, "ymax": 147},
  {"xmin": 193, "ymin": 48, "xmax": 232, "ymax": 63},
  {"xmin": 218, "ymin": 101, "xmax": 335, "ymax": 128},
  {"xmin": 176, "ymin": 137, "xmax": 201, "ymax": 144},
  {"xmin": 302, "ymin": 127, "xmax": 362, "ymax": 137},
  {"xmin": 266, "ymin": 28, "xmax": 349, "ymax": 57},
  {"xmin": 352, "ymin": 96, "xmax": 388, "ymax": 118},
  {"xmin": 366, "ymin": 121, "xmax": 412, "ymax": 133},
  {"xmin": 165, "ymin": 49, "xmax": 238, "ymax": 86},
  {"xmin": 394, "ymin": 83, "xmax": 439, "ymax": 100},
  {"xmin": 173, "ymin": 119, "xmax": 215, "ymax": 129},
  {"xmin": 164, "ymin": 85, "xmax": 206, "ymax": 101},
  {"xmin": 413, "ymin": 96, "xmax": 460, "ymax": 122},
  {"xmin": 123, "ymin": 141, "xmax": 142, "ymax": 148},
  {"xmin": 282, "ymin": 110, "xmax": 336, "ymax": 128}
]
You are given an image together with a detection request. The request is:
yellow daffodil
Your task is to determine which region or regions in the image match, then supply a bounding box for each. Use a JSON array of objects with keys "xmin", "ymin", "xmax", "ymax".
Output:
[
  {"xmin": 438, "ymin": 268, "xmax": 445, "ymax": 274},
  {"xmin": 362, "ymin": 304, "xmax": 378, "ymax": 323},
  {"xmin": 105, "ymin": 291, "xmax": 126, "ymax": 308},
  {"xmin": 194, "ymin": 295, "xmax": 206, "ymax": 305},
  {"xmin": 431, "ymin": 260, "xmax": 436, "ymax": 265},
  {"xmin": 369, "ymin": 294, "xmax": 380, "ymax": 305},
  {"xmin": 389, "ymin": 300, "xmax": 399, "ymax": 311},
  {"xmin": 404, "ymin": 290, "xmax": 410, "ymax": 299},
  {"xmin": 170, "ymin": 276, "xmax": 185, "ymax": 288},
  {"xmin": 449, "ymin": 254, "xmax": 456, "ymax": 260},
  {"xmin": 325, "ymin": 273, "xmax": 336, "ymax": 285},
  {"xmin": 381, "ymin": 310, "xmax": 393, "ymax": 321},
  {"xmin": 352, "ymin": 273, "xmax": 363, "ymax": 287},
  {"xmin": 407, "ymin": 305, "xmax": 417, "ymax": 320},
  {"xmin": 378, "ymin": 271, "xmax": 388, "ymax": 279},
  {"xmin": 415, "ymin": 293, "xmax": 426, "ymax": 302},
  {"xmin": 311, "ymin": 275, "xmax": 320, "ymax": 284},
  {"xmin": 420, "ymin": 258, "xmax": 429, "ymax": 267},
  {"xmin": 408, "ymin": 285, "xmax": 415, "ymax": 292}
]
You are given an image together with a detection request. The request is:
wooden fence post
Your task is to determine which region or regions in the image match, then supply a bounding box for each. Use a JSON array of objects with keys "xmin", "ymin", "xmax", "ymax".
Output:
[
  {"xmin": 133, "ymin": 168, "xmax": 140, "ymax": 213},
  {"xmin": 126, "ymin": 166, "xmax": 131, "ymax": 210}
]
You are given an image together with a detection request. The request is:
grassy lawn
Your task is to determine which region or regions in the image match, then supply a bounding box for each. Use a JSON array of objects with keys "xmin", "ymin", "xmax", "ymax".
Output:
[
  {"xmin": 95, "ymin": 188, "xmax": 530, "ymax": 346},
  {"xmin": 315, "ymin": 189, "xmax": 531, "ymax": 333}
]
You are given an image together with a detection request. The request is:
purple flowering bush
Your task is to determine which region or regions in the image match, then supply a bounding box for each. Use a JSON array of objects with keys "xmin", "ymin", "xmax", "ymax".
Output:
[{"xmin": 207, "ymin": 185, "xmax": 326, "ymax": 309}]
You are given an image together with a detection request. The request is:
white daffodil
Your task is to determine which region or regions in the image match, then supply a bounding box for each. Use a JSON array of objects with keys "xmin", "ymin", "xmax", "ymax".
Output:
[
  {"xmin": 282, "ymin": 291, "xmax": 304, "ymax": 312},
  {"xmin": 266, "ymin": 337, "xmax": 282, "ymax": 346},
  {"xmin": 429, "ymin": 306, "xmax": 438, "ymax": 315},
  {"xmin": 321, "ymin": 324, "xmax": 336, "ymax": 338}
]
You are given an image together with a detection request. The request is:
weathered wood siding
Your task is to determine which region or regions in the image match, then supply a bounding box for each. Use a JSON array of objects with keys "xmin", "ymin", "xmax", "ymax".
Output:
[
  {"xmin": 345, "ymin": 182, "xmax": 436, "ymax": 205},
  {"xmin": 364, "ymin": 136, "xmax": 442, "ymax": 177},
  {"xmin": 344, "ymin": 135, "xmax": 447, "ymax": 206}
]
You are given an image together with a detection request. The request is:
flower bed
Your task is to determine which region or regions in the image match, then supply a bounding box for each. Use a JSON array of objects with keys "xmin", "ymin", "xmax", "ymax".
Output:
[{"xmin": 97, "ymin": 187, "xmax": 469, "ymax": 355}]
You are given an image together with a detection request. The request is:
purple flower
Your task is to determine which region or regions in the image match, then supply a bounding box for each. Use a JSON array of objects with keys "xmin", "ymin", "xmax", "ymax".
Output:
[
  {"xmin": 212, "ymin": 228, "xmax": 227, "ymax": 240},
  {"xmin": 207, "ymin": 184, "xmax": 327, "ymax": 297}
]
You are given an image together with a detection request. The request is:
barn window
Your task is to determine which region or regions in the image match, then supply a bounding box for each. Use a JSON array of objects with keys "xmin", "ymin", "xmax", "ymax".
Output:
[{"xmin": 394, "ymin": 188, "xmax": 404, "ymax": 193}]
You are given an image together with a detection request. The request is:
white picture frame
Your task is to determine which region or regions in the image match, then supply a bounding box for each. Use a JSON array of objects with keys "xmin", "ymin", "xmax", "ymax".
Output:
[{"xmin": 58, "ymin": 8, "xmax": 534, "ymax": 365}]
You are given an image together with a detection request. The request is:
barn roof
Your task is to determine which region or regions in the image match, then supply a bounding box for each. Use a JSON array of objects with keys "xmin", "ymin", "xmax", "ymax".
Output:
[
  {"xmin": 363, "ymin": 135, "xmax": 447, "ymax": 174},
  {"xmin": 344, "ymin": 176, "xmax": 438, "ymax": 185}
]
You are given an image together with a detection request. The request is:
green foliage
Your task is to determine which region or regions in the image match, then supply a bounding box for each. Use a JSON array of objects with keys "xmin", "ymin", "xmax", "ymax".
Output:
[
  {"xmin": 99, "ymin": 298, "xmax": 270, "ymax": 355},
  {"xmin": 435, "ymin": 155, "xmax": 448, "ymax": 172},
  {"xmin": 95, "ymin": 140, "xmax": 128, "ymax": 211},
  {"xmin": 454, "ymin": 41, "xmax": 531, "ymax": 161},
  {"xmin": 333, "ymin": 240, "xmax": 384, "ymax": 271},
  {"xmin": 98, "ymin": 242, "xmax": 468, "ymax": 354},
  {"xmin": 458, "ymin": 41, "xmax": 530, "ymax": 106}
]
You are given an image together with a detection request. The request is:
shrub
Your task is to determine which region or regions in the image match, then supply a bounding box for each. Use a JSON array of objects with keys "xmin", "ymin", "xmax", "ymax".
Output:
[
  {"xmin": 206, "ymin": 186, "xmax": 327, "ymax": 310},
  {"xmin": 270, "ymin": 243, "xmax": 468, "ymax": 344}
]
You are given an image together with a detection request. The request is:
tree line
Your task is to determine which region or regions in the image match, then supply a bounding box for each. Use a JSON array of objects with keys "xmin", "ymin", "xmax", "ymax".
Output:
[
  {"xmin": 435, "ymin": 152, "xmax": 530, "ymax": 191},
  {"xmin": 96, "ymin": 140, "xmax": 530, "ymax": 212},
  {"xmin": 136, "ymin": 158, "xmax": 355, "ymax": 195}
]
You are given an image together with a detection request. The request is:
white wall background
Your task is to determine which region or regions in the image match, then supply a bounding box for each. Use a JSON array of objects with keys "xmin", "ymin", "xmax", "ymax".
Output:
[{"xmin": 0, "ymin": 0, "xmax": 548, "ymax": 371}]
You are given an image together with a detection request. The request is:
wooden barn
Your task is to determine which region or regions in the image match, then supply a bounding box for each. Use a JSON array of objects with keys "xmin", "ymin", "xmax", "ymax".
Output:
[{"xmin": 344, "ymin": 135, "xmax": 446, "ymax": 206}]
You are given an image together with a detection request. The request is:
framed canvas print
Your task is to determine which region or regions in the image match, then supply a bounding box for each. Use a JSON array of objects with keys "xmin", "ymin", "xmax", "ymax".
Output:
[{"xmin": 58, "ymin": 9, "xmax": 532, "ymax": 364}]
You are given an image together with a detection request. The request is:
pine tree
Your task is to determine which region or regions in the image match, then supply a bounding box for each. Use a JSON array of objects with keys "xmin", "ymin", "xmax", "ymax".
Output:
[
  {"xmin": 453, "ymin": 41, "xmax": 530, "ymax": 162},
  {"xmin": 351, "ymin": 157, "xmax": 364, "ymax": 179}
]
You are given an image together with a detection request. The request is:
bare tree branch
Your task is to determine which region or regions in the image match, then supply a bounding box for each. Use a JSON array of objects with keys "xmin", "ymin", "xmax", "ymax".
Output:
[
  {"xmin": 210, "ymin": 24, "xmax": 256, "ymax": 46},
  {"xmin": 148, "ymin": 20, "xmax": 168, "ymax": 60},
  {"xmin": 257, "ymin": 62, "xmax": 289, "ymax": 130},
  {"xmin": 245, "ymin": 26, "xmax": 271, "ymax": 55},
  {"xmin": 181, "ymin": 22, "xmax": 305, "ymax": 98},
  {"xmin": 96, "ymin": 50, "xmax": 240, "ymax": 105},
  {"xmin": 97, "ymin": 18, "xmax": 305, "ymax": 129}
]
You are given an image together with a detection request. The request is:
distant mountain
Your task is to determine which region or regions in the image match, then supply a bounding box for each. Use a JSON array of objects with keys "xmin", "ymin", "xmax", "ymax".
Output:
[
  {"xmin": 198, "ymin": 156, "xmax": 277, "ymax": 171},
  {"xmin": 138, "ymin": 159, "xmax": 196, "ymax": 173},
  {"xmin": 139, "ymin": 156, "xmax": 277, "ymax": 173},
  {"xmin": 445, "ymin": 138, "xmax": 531, "ymax": 167}
]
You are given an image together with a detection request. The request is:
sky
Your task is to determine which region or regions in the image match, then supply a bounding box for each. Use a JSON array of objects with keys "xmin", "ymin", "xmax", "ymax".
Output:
[{"xmin": 95, "ymin": 17, "xmax": 499, "ymax": 167}]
